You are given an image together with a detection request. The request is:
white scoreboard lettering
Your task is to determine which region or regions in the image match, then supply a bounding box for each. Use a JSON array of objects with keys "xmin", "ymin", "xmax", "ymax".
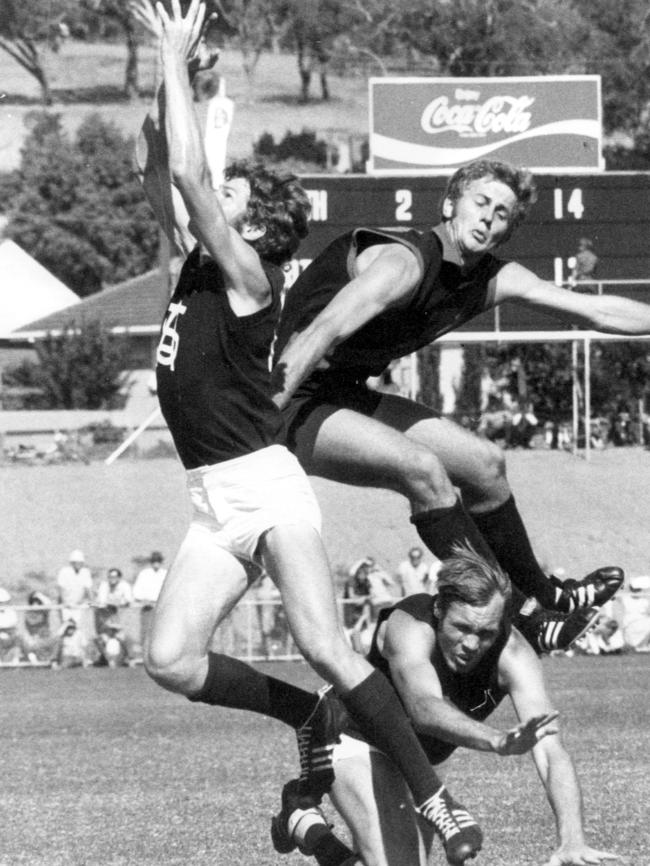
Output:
[
  {"xmin": 553, "ymin": 187, "xmax": 585, "ymax": 220},
  {"xmin": 395, "ymin": 189, "xmax": 413, "ymax": 221},
  {"xmin": 307, "ymin": 189, "xmax": 328, "ymax": 222}
]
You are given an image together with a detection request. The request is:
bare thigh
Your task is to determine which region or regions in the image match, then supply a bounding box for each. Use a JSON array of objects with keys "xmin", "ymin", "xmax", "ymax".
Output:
[
  {"xmin": 260, "ymin": 523, "xmax": 374, "ymax": 693},
  {"xmin": 329, "ymin": 751, "xmax": 433, "ymax": 866},
  {"xmin": 293, "ymin": 393, "xmax": 509, "ymax": 509},
  {"xmin": 147, "ymin": 526, "xmax": 255, "ymax": 692}
]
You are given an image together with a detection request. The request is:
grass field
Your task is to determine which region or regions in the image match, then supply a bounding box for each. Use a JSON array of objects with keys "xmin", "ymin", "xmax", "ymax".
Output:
[{"xmin": 1, "ymin": 654, "xmax": 648, "ymax": 866}]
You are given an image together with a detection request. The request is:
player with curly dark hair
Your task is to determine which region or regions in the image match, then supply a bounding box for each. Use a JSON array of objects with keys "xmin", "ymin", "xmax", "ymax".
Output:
[{"xmin": 131, "ymin": 2, "xmax": 486, "ymax": 862}]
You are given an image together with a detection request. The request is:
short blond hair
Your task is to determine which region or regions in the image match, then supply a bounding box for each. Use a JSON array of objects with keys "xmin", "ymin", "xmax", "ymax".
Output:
[{"xmin": 435, "ymin": 542, "xmax": 511, "ymax": 618}]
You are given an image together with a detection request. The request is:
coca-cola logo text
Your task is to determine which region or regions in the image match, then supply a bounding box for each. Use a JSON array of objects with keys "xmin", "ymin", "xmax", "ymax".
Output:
[{"xmin": 421, "ymin": 95, "xmax": 534, "ymax": 137}]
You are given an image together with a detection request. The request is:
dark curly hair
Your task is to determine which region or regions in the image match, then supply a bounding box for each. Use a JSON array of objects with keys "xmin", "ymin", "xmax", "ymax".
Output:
[
  {"xmin": 225, "ymin": 159, "xmax": 311, "ymax": 266},
  {"xmin": 442, "ymin": 159, "xmax": 538, "ymax": 243}
]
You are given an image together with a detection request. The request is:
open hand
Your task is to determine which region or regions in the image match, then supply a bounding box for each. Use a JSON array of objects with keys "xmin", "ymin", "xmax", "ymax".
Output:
[
  {"xmin": 129, "ymin": 0, "xmax": 162, "ymax": 39},
  {"xmin": 156, "ymin": 0, "xmax": 207, "ymax": 64},
  {"xmin": 496, "ymin": 711, "xmax": 559, "ymax": 756}
]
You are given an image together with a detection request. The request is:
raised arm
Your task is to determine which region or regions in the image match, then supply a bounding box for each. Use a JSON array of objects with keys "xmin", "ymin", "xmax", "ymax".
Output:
[
  {"xmin": 131, "ymin": 0, "xmax": 193, "ymax": 257},
  {"xmin": 381, "ymin": 610, "xmax": 556, "ymax": 755},
  {"xmin": 501, "ymin": 629, "xmax": 618, "ymax": 866},
  {"xmin": 272, "ymin": 242, "xmax": 421, "ymax": 408},
  {"xmin": 157, "ymin": 0, "xmax": 268, "ymax": 301},
  {"xmin": 494, "ymin": 261, "xmax": 650, "ymax": 335}
]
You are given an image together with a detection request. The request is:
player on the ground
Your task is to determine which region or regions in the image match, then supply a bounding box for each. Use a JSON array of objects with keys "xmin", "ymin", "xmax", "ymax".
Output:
[
  {"xmin": 130, "ymin": 1, "xmax": 483, "ymax": 860},
  {"xmin": 270, "ymin": 160, "xmax": 643, "ymax": 652},
  {"xmin": 272, "ymin": 545, "xmax": 619, "ymax": 866}
]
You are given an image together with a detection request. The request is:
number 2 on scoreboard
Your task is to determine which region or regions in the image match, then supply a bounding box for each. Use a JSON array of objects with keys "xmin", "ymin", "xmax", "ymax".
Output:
[{"xmin": 553, "ymin": 188, "xmax": 585, "ymax": 220}]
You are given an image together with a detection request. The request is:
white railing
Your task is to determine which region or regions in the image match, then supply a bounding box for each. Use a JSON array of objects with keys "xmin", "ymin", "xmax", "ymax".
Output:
[{"xmin": 0, "ymin": 599, "xmax": 378, "ymax": 668}]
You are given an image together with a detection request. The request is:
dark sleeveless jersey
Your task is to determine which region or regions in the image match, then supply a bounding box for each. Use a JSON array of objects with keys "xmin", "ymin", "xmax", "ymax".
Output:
[
  {"xmin": 273, "ymin": 225, "xmax": 505, "ymax": 381},
  {"xmin": 156, "ymin": 247, "xmax": 286, "ymax": 470},
  {"xmin": 365, "ymin": 593, "xmax": 509, "ymax": 765}
]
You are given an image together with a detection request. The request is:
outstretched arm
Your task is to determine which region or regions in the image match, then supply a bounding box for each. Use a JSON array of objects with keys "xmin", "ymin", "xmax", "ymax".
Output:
[
  {"xmin": 131, "ymin": 0, "xmax": 193, "ymax": 257},
  {"xmin": 494, "ymin": 261, "xmax": 650, "ymax": 335},
  {"xmin": 381, "ymin": 611, "xmax": 557, "ymax": 756},
  {"xmin": 157, "ymin": 0, "xmax": 269, "ymax": 302},
  {"xmin": 503, "ymin": 630, "xmax": 618, "ymax": 865},
  {"xmin": 272, "ymin": 242, "xmax": 422, "ymax": 408}
]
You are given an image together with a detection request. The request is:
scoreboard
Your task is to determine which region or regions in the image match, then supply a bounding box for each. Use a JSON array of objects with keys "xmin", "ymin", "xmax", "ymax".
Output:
[{"xmin": 297, "ymin": 172, "xmax": 650, "ymax": 335}]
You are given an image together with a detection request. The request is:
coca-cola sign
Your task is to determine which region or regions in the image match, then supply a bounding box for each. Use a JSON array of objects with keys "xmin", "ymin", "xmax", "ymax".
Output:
[{"xmin": 368, "ymin": 76, "xmax": 602, "ymax": 174}]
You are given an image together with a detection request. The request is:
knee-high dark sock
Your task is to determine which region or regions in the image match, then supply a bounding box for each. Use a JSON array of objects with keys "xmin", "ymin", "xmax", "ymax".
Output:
[
  {"xmin": 302, "ymin": 825, "xmax": 355, "ymax": 866},
  {"xmin": 410, "ymin": 497, "xmax": 497, "ymax": 565},
  {"xmin": 188, "ymin": 652, "xmax": 318, "ymax": 728},
  {"xmin": 470, "ymin": 495, "xmax": 555, "ymax": 607},
  {"xmin": 339, "ymin": 668, "xmax": 443, "ymax": 808}
]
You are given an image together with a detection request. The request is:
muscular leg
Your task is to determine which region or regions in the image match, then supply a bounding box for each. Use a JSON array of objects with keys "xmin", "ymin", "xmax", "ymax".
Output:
[
  {"xmin": 292, "ymin": 393, "xmax": 622, "ymax": 625},
  {"xmin": 292, "ymin": 397, "xmax": 553, "ymax": 603},
  {"xmin": 329, "ymin": 750, "xmax": 434, "ymax": 866},
  {"xmin": 260, "ymin": 523, "xmax": 458, "ymax": 811},
  {"xmin": 144, "ymin": 525, "xmax": 317, "ymax": 724}
]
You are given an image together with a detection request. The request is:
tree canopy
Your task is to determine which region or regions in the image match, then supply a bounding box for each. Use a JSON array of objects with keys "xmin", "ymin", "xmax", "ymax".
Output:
[{"xmin": 4, "ymin": 112, "xmax": 159, "ymax": 296}]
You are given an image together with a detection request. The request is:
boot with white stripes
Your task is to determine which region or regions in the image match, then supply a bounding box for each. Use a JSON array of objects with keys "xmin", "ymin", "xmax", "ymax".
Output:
[{"xmin": 549, "ymin": 566, "xmax": 624, "ymax": 613}]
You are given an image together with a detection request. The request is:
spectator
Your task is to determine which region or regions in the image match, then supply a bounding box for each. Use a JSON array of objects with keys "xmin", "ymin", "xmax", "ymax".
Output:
[
  {"xmin": 133, "ymin": 551, "xmax": 167, "ymax": 644},
  {"xmin": 22, "ymin": 591, "xmax": 55, "ymax": 665},
  {"xmin": 52, "ymin": 619, "xmax": 89, "ymax": 669},
  {"xmin": 95, "ymin": 618, "xmax": 133, "ymax": 668},
  {"xmin": 509, "ymin": 401, "xmax": 538, "ymax": 448},
  {"xmin": 94, "ymin": 568, "xmax": 136, "ymax": 666},
  {"xmin": 254, "ymin": 571, "xmax": 284, "ymax": 658},
  {"xmin": 426, "ymin": 555, "xmax": 442, "ymax": 596},
  {"xmin": 569, "ymin": 237, "xmax": 598, "ymax": 292},
  {"xmin": 342, "ymin": 560, "xmax": 373, "ymax": 653},
  {"xmin": 0, "ymin": 588, "xmax": 21, "ymax": 665},
  {"xmin": 96, "ymin": 567, "xmax": 133, "ymax": 610},
  {"xmin": 395, "ymin": 547, "xmax": 431, "ymax": 597},
  {"xmin": 364, "ymin": 556, "xmax": 397, "ymax": 614},
  {"xmin": 572, "ymin": 612, "xmax": 625, "ymax": 656},
  {"xmin": 56, "ymin": 549, "xmax": 93, "ymax": 624},
  {"xmin": 618, "ymin": 575, "xmax": 650, "ymax": 652}
]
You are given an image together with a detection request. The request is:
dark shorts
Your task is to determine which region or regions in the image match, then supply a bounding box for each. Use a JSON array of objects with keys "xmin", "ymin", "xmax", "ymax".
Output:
[{"xmin": 283, "ymin": 374, "xmax": 382, "ymax": 453}]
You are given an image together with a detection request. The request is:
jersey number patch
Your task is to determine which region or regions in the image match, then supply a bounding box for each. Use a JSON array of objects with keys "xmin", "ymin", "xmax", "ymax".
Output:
[{"xmin": 156, "ymin": 300, "xmax": 187, "ymax": 371}]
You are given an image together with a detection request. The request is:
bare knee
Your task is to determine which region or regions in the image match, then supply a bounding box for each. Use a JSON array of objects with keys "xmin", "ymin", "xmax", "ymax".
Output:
[
  {"xmin": 460, "ymin": 439, "xmax": 510, "ymax": 509},
  {"xmin": 144, "ymin": 639, "xmax": 203, "ymax": 696},
  {"xmin": 296, "ymin": 629, "xmax": 364, "ymax": 690},
  {"xmin": 398, "ymin": 444, "xmax": 455, "ymax": 509}
]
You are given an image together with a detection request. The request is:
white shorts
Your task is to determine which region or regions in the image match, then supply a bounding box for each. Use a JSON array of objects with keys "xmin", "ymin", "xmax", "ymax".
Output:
[
  {"xmin": 185, "ymin": 444, "xmax": 322, "ymax": 565},
  {"xmin": 332, "ymin": 733, "xmax": 380, "ymax": 764}
]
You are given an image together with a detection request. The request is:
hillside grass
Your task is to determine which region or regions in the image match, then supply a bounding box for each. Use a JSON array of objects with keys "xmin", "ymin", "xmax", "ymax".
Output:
[
  {"xmin": 3, "ymin": 447, "xmax": 650, "ymax": 598},
  {"xmin": 0, "ymin": 40, "xmax": 370, "ymax": 173}
]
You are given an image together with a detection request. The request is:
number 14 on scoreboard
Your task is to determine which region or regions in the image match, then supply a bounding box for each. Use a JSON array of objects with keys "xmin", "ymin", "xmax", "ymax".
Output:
[{"xmin": 554, "ymin": 187, "xmax": 585, "ymax": 220}]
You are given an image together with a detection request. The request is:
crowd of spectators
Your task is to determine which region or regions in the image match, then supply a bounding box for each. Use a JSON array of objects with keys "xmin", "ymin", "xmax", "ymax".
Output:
[
  {"xmin": 0, "ymin": 549, "xmax": 168, "ymax": 669},
  {"xmin": 477, "ymin": 395, "xmax": 650, "ymax": 452},
  {"xmin": 2, "ymin": 546, "xmax": 649, "ymax": 667}
]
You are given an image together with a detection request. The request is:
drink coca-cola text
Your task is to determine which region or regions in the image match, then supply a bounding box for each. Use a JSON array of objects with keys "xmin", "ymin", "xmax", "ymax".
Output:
[{"xmin": 421, "ymin": 95, "xmax": 534, "ymax": 137}]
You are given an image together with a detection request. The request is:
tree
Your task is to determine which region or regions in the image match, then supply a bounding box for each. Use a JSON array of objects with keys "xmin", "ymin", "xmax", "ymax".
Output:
[
  {"xmin": 211, "ymin": 0, "xmax": 286, "ymax": 99},
  {"xmin": 395, "ymin": 0, "xmax": 587, "ymax": 78},
  {"xmin": 5, "ymin": 112, "xmax": 159, "ymax": 296},
  {"xmin": 0, "ymin": 0, "xmax": 76, "ymax": 105},
  {"xmin": 4, "ymin": 319, "xmax": 130, "ymax": 410},
  {"xmin": 416, "ymin": 344, "xmax": 442, "ymax": 411},
  {"xmin": 454, "ymin": 344, "xmax": 486, "ymax": 426},
  {"xmin": 571, "ymin": 0, "xmax": 650, "ymax": 136},
  {"xmin": 80, "ymin": 0, "xmax": 142, "ymax": 98}
]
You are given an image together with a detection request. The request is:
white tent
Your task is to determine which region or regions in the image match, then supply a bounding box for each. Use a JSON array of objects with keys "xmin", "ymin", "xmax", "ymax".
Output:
[{"xmin": 1, "ymin": 239, "xmax": 79, "ymax": 337}]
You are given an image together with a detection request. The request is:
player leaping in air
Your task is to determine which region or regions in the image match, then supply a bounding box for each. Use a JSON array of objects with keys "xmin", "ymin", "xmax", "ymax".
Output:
[
  {"xmin": 130, "ymin": 0, "xmax": 484, "ymax": 862},
  {"xmin": 268, "ymin": 158, "xmax": 650, "ymax": 653}
]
